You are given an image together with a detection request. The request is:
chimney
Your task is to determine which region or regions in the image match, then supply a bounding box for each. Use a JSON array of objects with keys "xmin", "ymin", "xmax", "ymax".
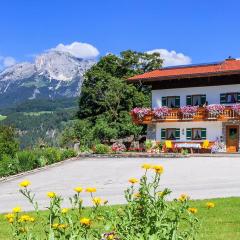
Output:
[{"xmin": 226, "ymin": 56, "xmax": 236, "ymax": 61}]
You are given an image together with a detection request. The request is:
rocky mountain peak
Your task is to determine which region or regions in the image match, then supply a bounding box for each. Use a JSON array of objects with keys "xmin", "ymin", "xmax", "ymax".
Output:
[{"xmin": 0, "ymin": 51, "xmax": 95, "ymax": 107}]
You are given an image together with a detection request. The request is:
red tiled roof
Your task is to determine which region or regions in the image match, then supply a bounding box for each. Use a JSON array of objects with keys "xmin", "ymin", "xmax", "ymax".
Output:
[{"xmin": 128, "ymin": 59, "xmax": 240, "ymax": 82}]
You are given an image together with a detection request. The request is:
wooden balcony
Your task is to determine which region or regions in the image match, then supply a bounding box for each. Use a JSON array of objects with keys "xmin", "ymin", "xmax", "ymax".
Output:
[{"xmin": 132, "ymin": 106, "xmax": 240, "ymax": 124}]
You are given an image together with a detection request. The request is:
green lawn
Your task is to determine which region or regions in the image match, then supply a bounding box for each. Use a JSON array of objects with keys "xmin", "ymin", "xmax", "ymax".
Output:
[
  {"xmin": 0, "ymin": 197, "xmax": 239, "ymax": 239},
  {"xmin": 0, "ymin": 115, "xmax": 7, "ymax": 121}
]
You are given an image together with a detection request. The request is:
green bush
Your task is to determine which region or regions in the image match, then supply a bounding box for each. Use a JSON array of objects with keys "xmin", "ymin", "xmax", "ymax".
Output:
[
  {"xmin": 0, "ymin": 147, "xmax": 77, "ymax": 177},
  {"xmin": 16, "ymin": 151, "xmax": 38, "ymax": 172},
  {"xmin": 0, "ymin": 154, "xmax": 19, "ymax": 177},
  {"xmin": 40, "ymin": 147, "xmax": 62, "ymax": 164},
  {"xmin": 79, "ymin": 145, "xmax": 91, "ymax": 153},
  {"xmin": 0, "ymin": 126, "xmax": 19, "ymax": 158},
  {"xmin": 94, "ymin": 144, "xmax": 110, "ymax": 154},
  {"xmin": 60, "ymin": 148, "xmax": 77, "ymax": 159}
]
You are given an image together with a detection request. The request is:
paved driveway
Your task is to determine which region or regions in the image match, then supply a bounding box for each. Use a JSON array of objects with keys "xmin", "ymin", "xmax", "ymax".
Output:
[{"xmin": 0, "ymin": 156, "xmax": 240, "ymax": 213}]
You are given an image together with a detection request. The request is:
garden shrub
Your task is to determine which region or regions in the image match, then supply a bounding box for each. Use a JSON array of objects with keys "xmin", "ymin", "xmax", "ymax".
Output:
[
  {"xmin": 94, "ymin": 144, "xmax": 110, "ymax": 154},
  {"xmin": 0, "ymin": 154, "xmax": 19, "ymax": 177},
  {"xmin": 79, "ymin": 145, "xmax": 92, "ymax": 153},
  {"xmin": 4, "ymin": 163, "xmax": 200, "ymax": 239},
  {"xmin": 60, "ymin": 148, "xmax": 77, "ymax": 159},
  {"xmin": 16, "ymin": 150, "xmax": 38, "ymax": 172},
  {"xmin": 0, "ymin": 147, "xmax": 77, "ymax": 177},
  {"xmin": 40, "ymin": 147, "xmax": 62, "ymax": 164}
]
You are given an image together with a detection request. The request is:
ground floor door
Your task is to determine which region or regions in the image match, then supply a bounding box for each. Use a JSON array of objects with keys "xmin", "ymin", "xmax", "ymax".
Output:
[{"xmin": 226, "ymin": 125, "xmax": 239, "ymax": 152}]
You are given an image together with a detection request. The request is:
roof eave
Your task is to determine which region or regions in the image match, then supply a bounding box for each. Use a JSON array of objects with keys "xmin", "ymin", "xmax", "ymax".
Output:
[{"xmin": 127, "ymin": 70, "xmax": 240, "ymax": 83}]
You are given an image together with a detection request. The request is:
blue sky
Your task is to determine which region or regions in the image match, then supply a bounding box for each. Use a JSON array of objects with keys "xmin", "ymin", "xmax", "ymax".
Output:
[{"xmin": 0, "ymin": 0, "xmax": 240, "ymax": 68}]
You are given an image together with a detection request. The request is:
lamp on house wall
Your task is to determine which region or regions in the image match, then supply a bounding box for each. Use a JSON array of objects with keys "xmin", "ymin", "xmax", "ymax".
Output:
[{"xmin": 181, "ymin": 128, "xmax": 185, "ymax": 135}]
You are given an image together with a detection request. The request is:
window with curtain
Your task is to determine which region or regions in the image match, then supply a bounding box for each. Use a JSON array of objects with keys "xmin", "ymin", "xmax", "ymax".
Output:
[
  {"xmin": 186, "ymin": 94, "xmax": 206, "ymax": 106},
  {"xmin": 192, "ymin": 128, "xmax": 203, "ymax": 140},
  {"xmin": 221, "ymin": 92, "xmax": 239, "ymax": 104},
  {"xmin": 192, "ymin": 95, "xmax": 201, "ymax": 106},
  {"xmin": 166, "ymin": 129, "xmax": 176, "ymax": 140},
  {"xmin": 167, "ymin": 97, "xmax": 176, "ymax": 108}
]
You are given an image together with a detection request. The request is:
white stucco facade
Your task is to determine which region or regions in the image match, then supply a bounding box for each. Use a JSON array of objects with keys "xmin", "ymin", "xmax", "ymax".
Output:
[
  {"xmin": 155, "ymin": 121, "xmax": 223, "ymax": 142},
  {"xmin": 152, "ymin": 84, "xmax": 240, "ymax": 108}
]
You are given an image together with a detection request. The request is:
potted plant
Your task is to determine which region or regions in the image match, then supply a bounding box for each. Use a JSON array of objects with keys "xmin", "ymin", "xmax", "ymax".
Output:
[
  {"xmin": 206, "ymin": 104, "xmax": 225, "ymax": 118},
  {"xmin": 131, "ymin": 107, "xmax": 152, "ymax": 121},
  {"xmin": 231, "ymin": 103, "xmax": 240, "ymax": 115},
  {"xmin": 144, "ymin": 140, "xmax": 153, "ymax": 153},
  {"xmin": 180, "ymin": 105, "xmax": 198, "ymax": 119},
  {"xmin": 153, "ymin": 107, "xmax": 170, "ymax": 119}
]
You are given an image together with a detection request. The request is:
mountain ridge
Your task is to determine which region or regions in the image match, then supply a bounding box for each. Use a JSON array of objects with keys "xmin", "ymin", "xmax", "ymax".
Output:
[{"xmin": 0, "ymin": 50, "xmax": 95, "ymax": 107}]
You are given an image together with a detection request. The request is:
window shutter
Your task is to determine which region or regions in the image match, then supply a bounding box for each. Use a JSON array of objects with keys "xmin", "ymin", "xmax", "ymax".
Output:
[
  {"xmin": 237, "ymin": 93, "xmax": 240, "ymax": 103},
  {"xmin": 162, "ymin": 97, "xmax": 167, "ymax": 106},
  {"xmin": 201, "ymin": 128, "xmax": 207, "ymax": 140},
  {"xmin": 200, "ymin": 95, "xmax": 206, "ymax": 105},
  {"xmin": 175, "ymin": 128, "xmax": 180, "ymax": 140},
  {"xmin": 220, "ymin": 94, "xmax": 226, "ymax": 104},
  {"xmin": 175, "ymin": 96, "xmax": 180, "ymax": 108},
  {"xmin": 161, "ymin": 129, "xmax": 166, "ymax": 140},
  {"xmin": 186, "ymin": 95, "xmax": 192, "ymax": 106},
  {"xmin": 186, "ymin": 128, "xmax": 192, "ymax": 140}
]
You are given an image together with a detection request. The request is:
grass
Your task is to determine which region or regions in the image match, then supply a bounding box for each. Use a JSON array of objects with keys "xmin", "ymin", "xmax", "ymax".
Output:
[
  {"xmin": 0, "ymin": 114, "xmax": 7, "ymax": 121},
  {"xmin": 0, "ymin": 197, "xmax": 240, "ymax": 239}
]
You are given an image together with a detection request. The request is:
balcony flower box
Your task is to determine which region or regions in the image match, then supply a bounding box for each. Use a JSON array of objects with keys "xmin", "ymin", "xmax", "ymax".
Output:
[
  {"xmin": 152, "ymin": 107, "xmax": 170, "ymax": 119},
  {"xmin": 131, "ymin": 107, "xmax": 152, "ymax": 121},
  {"xmin": 180, "ymin": 106, "xmax": 198, "ymax": 119},
  {"xmin": 231, "ymin": 104, "xmax": 240, "ymax": 115},
  {"xmin": 206, "ymin": 104, "xmax": 225, "ymax": 118}
]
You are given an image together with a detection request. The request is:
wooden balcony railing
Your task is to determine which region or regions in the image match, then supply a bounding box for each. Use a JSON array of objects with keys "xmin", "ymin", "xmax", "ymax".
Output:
[{"xmin": 132, "ymin": 106, "xmax": 240, "ymax": 124}]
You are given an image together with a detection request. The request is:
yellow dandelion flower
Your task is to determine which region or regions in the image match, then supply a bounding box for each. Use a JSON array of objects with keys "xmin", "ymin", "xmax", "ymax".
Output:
[
  {"xmin": 92, "ymin": 197, "xmax": 102, "ymax": 206},
  {"xmin": 52, "ymin": 223, "xmax": 59, "ymax": 229},
  {"xmin": 107, "ymin": 234, "xmax": 115, "ymax": 240},
  {"xmin": 61, "ymin": 208, "xmax": 69, "ymax": 214},
  {"xmin": 74, "ymin": 186, "xmax": 83, "ymax": 193},
  {"xmin": 58, "ymin": 224, "xmax": 68, "ymax": 229},
  {"xmin": 128, "ymin": 177, "xmax": 138, "ymax": 184},
  {"xmin": 5, "ymin": 213, "xmax": 14, "ymax": 220},
  {"xmin": 206, "ymin": 202, "xmax": 215, "ymax": 209},
  {"xmin": 80, "ymin": 217, "xmax": 91, "ymax": 226},
  {"xmin": 29, "ymin": 217, "xmax": 35, "ymax": 222},
  {"xmin": 133, "ymin": 192, "xmax": 141, "ymax": 198},
  {"xmin": 178, "ymin": 194, "xmax": 190, "ymax": 202},
  {"xmin": 141, "ymin": 163, "xmax": 151, "ymax": 170},
  {"xmin": 19, "ymin": 215, "xmax": 31, "ymax": 222},
  {"xmin": 12, "ymin": 206, "xmax": 22, "ymax": 213},
  {"xmin": 152, "ymin": 165, "xmax": 164, "ymax": 174},
  {"xmin": 158, "ymin": 191, "xmax": 164, "ymax": 197},
  {"xmin": 188, "ymin": 207, "xmax": 198, "ymax": 214},
  {"xmin": 19, "ymin": 227, "xmax": 27, "ymax": 233},
  {"xmin": 8, "ymin": 217, "xmax": 14, "ymax": 224},
  {"xmin": 85, "ymin": 187, "xmax": 96, "ymax": 193},
  {"xmin": 19, "ymin": 180, "xmax": 31, "ymax": 188},
  {"xmin": 47, "ymin": 192, "xmax": 56, "ymax": 198}
]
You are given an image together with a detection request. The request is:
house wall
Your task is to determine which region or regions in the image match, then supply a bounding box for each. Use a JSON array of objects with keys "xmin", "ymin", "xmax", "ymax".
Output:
[
  {"xmin": 155, "ymin": 121, "xmax": 223, "ymax": 142},
  {"xmin": 152, "ymin": 84, "xmax": 240, "ymax": 108}
]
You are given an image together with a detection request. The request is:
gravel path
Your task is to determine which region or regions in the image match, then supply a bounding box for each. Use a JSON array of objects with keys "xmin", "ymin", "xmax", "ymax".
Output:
[{"xmin": 0, "ymin": 156, "xmax": 240, "ymax": 213}]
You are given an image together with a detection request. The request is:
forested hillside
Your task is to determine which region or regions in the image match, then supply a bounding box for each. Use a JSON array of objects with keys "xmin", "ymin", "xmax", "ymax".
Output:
[{"xmin": 0, "ymin": 98, "xmax": 78, "ymax": 148}]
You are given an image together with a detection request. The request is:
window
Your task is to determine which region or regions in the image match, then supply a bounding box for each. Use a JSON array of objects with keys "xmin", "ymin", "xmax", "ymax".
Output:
[
  {"xmin": 186, "ymin": 128, "xmax": 207, "ymax": 140},
  {"xmin": 161, "ymin": 128, "xmax": 180, "ymax": 140},
  {"xmin": 162, "ymin": 96, "xmax": 180, "ymax": 108},
  {"xmin": 186, "ymin": 95, "xmax": 206, "ymax": 106},
  {"xmin": 220, "ymin": 93, "xmax": 240, "ymax": 104}
]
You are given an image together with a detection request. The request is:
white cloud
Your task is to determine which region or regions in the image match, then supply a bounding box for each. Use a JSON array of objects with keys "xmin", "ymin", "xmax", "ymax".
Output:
[
  {"xmin": 52, "ymin": 41, "xmax": 100, "ymax": 59},
  {"xmin": 3, "ymin": 56, "xmax": 16, "ymax": 67},
  {"xmin": 147, "ymin": 49, "xmax": 191, "ymax": 67},
  {"xmin": 0, "ymin": 56, "xmax": 17, "ymax": 69}
]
